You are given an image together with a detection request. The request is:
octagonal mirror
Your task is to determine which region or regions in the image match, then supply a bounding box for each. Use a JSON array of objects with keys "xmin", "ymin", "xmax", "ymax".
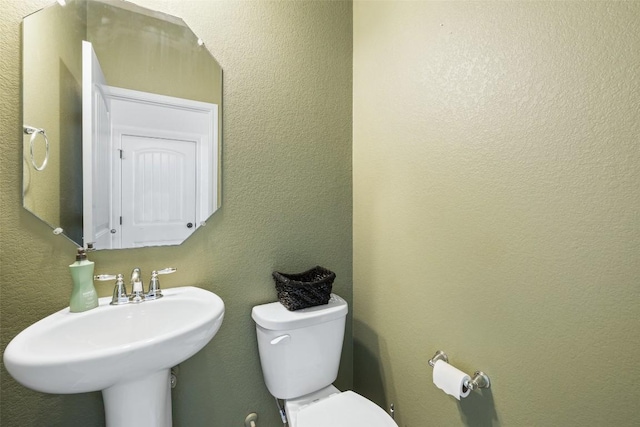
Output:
[{"xmin": 22, "ymin": 0, "xmax": 222, "ymax": 250}]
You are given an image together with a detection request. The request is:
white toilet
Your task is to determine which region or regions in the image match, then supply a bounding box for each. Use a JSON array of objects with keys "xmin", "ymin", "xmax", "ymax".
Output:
[{"xmin": 252, "ymin": 294, "xmax": 398, "ymax": 427}]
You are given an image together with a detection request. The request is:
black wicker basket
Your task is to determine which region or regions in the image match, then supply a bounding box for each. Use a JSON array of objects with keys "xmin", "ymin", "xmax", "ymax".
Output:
[{"xmin": 272, "ymin": 266, "xmax": 336, "ymax": 311}]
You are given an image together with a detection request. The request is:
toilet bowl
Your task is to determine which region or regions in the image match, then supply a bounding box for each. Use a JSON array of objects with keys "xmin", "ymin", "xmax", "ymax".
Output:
[
  {"xmin": 252, "ymin": 294, "xmax": 397, "ymax": 427},
  {"xmin": 285, "ymin": 385, "xmax": 396, "ymax": 427}
]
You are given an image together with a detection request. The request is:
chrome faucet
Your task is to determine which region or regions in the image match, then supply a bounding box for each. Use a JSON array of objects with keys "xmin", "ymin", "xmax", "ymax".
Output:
[
  {"xmin": 112, "ymin": 274, "xmax": 128, "ymax": 305},
  {"xmin": 94, "ymin": 268, "xmax": 177, "ymax": 305},
  {"xmin": 93, "ymin": 273, "xmax": 128, "ymax": 305},
  {"xmin": 130, "ymin": 267, "xmax": 145, "ymax": 303},
  {"xmin": 146, "ymin": 267, "xmax": 177, "ymax": 300}
]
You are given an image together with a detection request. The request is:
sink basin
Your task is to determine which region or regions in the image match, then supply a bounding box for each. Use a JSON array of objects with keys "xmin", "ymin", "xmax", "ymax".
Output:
[{"xmin": 4, "ymin": 286, "xmax": 224, "ymax": 427}]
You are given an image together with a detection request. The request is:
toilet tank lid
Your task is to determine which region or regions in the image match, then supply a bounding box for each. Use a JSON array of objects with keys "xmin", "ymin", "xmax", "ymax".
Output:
[{"xmin": 252, "ymin": 294, "xmax": 348, "ymax": 330}]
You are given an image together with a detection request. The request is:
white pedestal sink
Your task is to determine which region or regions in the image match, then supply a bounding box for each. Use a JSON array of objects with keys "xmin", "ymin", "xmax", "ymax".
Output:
[{"xmin": 3, "ymin": 286, "xmax": 224, "ymax": 427}]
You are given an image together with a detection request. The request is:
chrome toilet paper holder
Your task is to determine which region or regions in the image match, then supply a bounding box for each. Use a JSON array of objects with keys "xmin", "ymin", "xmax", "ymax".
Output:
[{"xmin": 428, "ymin": 350, "xmax": 491, "ymax": 391}]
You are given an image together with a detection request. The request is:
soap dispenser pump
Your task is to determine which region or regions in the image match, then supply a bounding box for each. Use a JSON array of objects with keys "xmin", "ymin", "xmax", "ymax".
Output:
[{"xmin": 69, "ymin": 248, "xmax": 98, "ymax": 312}]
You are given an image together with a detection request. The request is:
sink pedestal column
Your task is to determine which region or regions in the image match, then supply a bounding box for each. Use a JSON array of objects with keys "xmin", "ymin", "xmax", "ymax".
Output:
[{"xmin": 102, "ymin": 369, "xmax": 172, "ymax": 427}]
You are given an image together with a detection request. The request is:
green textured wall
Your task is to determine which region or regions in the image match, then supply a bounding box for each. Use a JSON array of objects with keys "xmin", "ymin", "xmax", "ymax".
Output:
[
  {"xmin": 0, "ymin": 1, "xmax": 352, "ymax": 426},
  {"xmin": 353, "ymin": 1, "xmax": 639, "ymax": 426}
]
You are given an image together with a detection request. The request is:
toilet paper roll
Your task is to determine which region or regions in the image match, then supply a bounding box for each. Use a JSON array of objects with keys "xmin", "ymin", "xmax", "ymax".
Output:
[{"xmin": 432, "ymin": 360, "xmax": 471, "ymax": 400}]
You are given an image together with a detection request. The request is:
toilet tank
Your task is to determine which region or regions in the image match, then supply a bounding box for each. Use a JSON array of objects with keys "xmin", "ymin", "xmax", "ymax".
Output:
[{"xmin": 252, "ymin": 294, "xmax": 348, "ymax": 399}]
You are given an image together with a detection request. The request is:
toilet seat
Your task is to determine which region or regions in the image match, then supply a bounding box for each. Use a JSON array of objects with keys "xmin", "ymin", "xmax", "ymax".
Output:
[{"xmin": 295, "ymin": 391, "xmax": 397, "ymax": 427}]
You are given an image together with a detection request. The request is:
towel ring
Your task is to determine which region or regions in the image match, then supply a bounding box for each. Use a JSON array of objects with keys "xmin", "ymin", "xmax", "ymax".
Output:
[{"xmin": 24, "ymin": 125, "xmax": 49, "ymax": 171}]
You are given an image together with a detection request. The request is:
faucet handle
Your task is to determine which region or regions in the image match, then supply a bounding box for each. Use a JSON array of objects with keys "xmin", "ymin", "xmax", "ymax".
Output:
[
  {"xmin": 111, "ymin": 274, "xmax": 129, "ymax": 305},
  {"xmin": 95, "ymin": 274, "xmax": 128, "ymax": 305},
  {"xmin": 157, "ymin": 267, "xmax": 177, "ymax": 275},
  {"xmin": 146, "ymin": 267, "xmax": 176, "ymax": 300}
]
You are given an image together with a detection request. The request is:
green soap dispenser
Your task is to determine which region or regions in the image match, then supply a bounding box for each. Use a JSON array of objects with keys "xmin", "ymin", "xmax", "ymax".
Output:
[{"xmin": 69, "ymin": 248, "xmax": 98, "ymax": 312}]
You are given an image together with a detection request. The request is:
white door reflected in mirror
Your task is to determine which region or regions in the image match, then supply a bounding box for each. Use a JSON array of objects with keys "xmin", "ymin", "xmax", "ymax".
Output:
[{"xmin": 120, "ymin": 135, "xmax": 197, "ymax": 248}]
